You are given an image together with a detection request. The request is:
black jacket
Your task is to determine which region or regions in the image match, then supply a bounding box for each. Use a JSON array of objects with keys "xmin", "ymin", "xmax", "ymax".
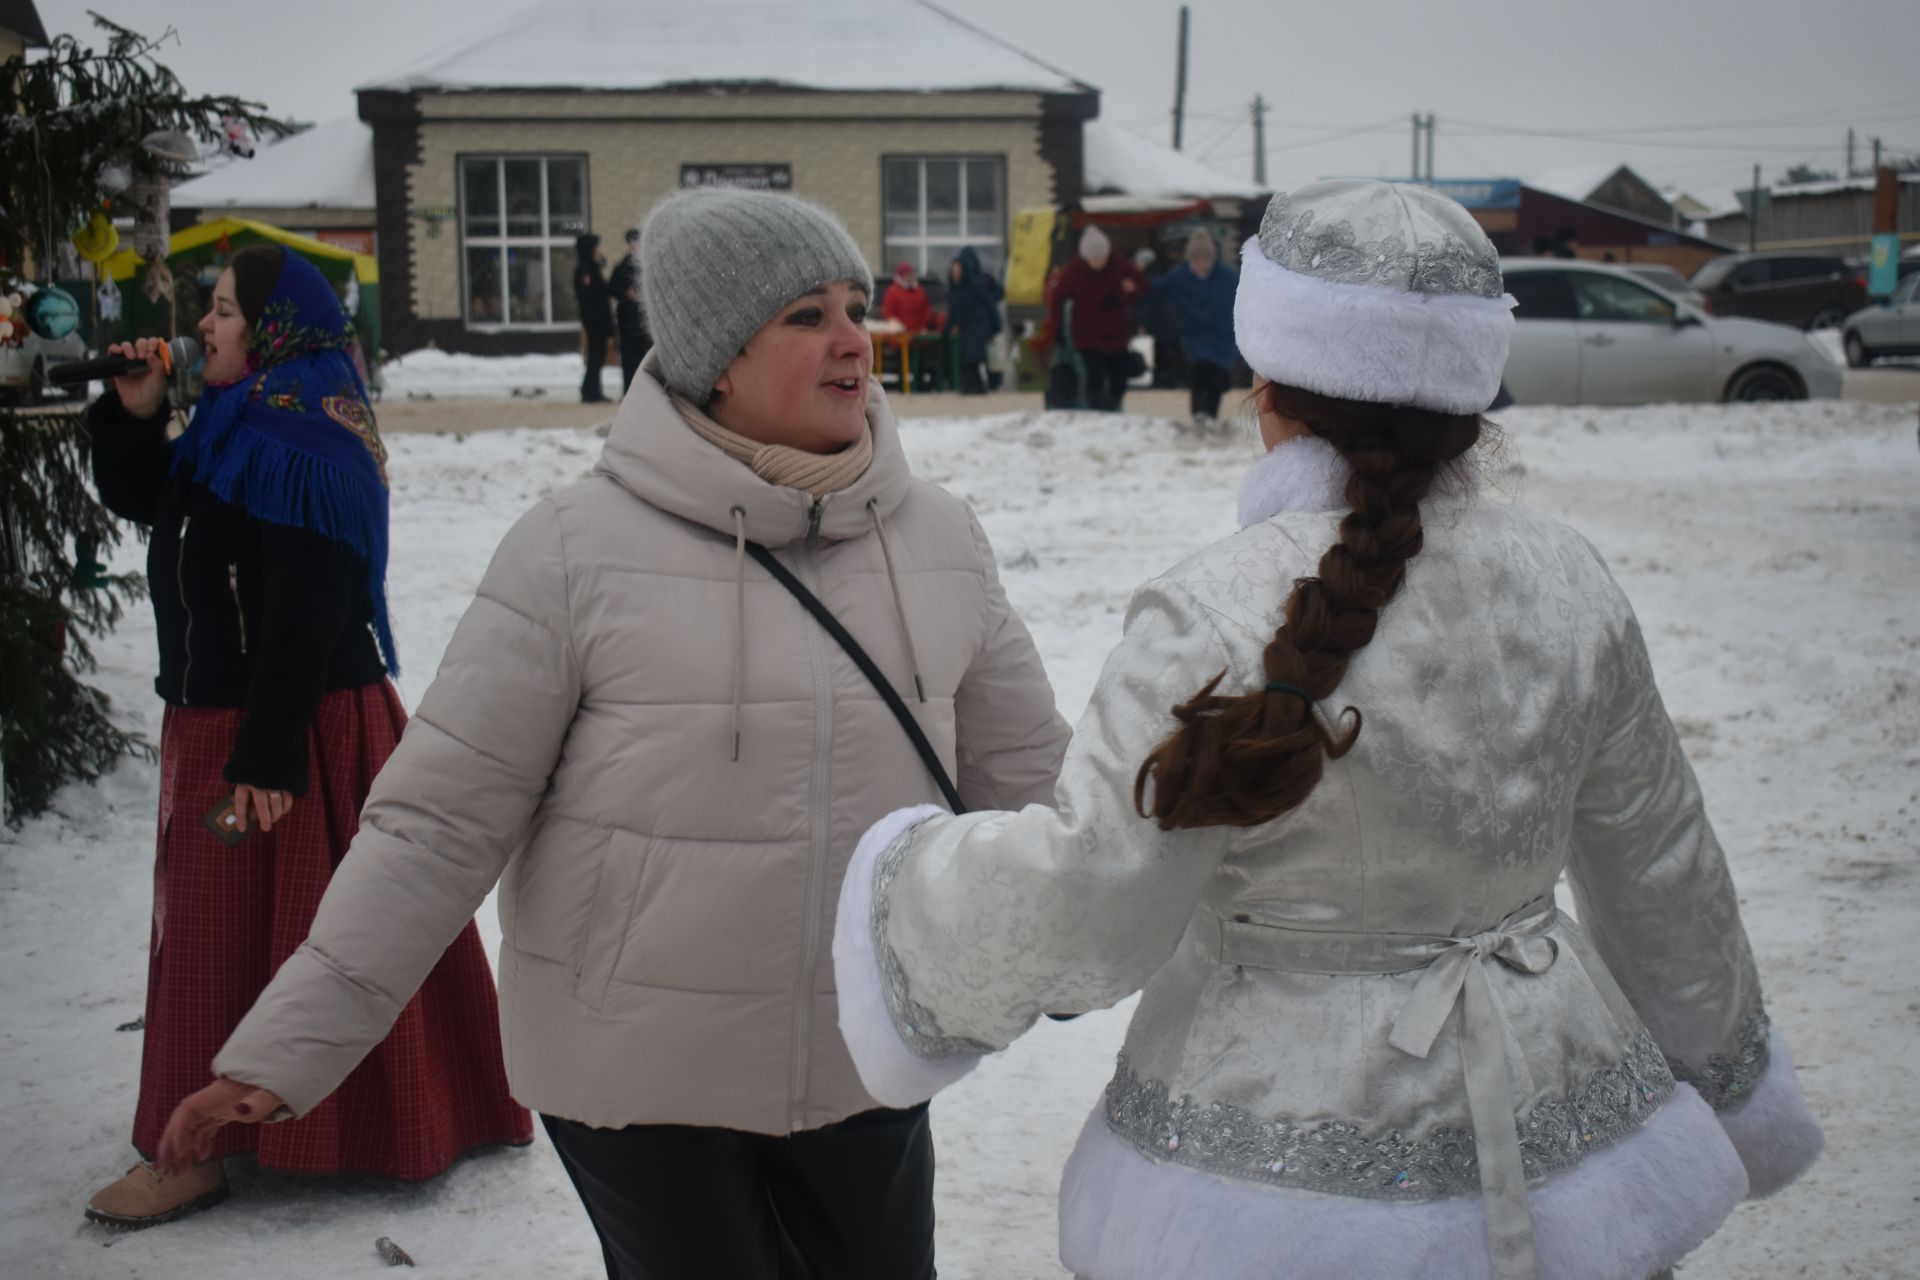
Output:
[
  {"xmin": 943, "ymin": 246, "xmax": 1004, "ymax": 362},
  {"xmin": 607, "ymin": 253, "xmax": 649, "ymax": 343},
  {"xmin": 87, "ymin": 391, "xmax": 390, "ymax": 794},
  {"xmin": 574, "ymin": 257, "xmax": 613, "ymax": 336}
]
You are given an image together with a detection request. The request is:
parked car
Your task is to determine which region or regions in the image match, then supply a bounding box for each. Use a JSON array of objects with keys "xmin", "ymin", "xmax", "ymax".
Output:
[
  {"xmin": 1688, "ymin": 251, "xmax": 1867, "ymax": 330},
  {"xmin": 1840, "ymin": 271, "xmax": 1920, "ymax": 367},
  {"xmin": 1499, "ymin": 259, "xmax": 1842, "ymax": 405},
  {"xmin": 1618, "ymin": 262, "xmax": 1707, "ymax": 310}
]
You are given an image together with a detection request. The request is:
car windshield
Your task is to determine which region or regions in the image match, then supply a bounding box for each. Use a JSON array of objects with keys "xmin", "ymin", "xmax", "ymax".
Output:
[{"xmin": 1691, "ymin": 258, "xmax": 1735, "ymax": 288}]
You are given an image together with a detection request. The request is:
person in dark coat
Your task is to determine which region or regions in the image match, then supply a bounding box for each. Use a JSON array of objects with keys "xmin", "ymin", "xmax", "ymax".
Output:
[
  {"xmin": 607, "ymin": 227, "xmax": 651, "ymax": 397},
  {"xmin": 1149, "ymin": 228, "xmax": 1241, "ymax": 429},
  {"xmin": 1045, "ymin": 225, "xmax": 1148, "ymax": 412},
  {"xmin": 573, "ymin": 232, "xmax": 614, "ymax": 403},
  {"xmin": 943, "ymin": 247, "xmax": 1003, "ymax": 395},
  {"xmin": 1133, "ymin": 247, "xmax": 1185, "ymax": 389},
  {"xmin": 82, "ymin": 244, "xmax": 529, "ymax": 1230}
]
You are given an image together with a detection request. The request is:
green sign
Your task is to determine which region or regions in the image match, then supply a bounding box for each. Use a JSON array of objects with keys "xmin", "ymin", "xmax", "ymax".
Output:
[{"xmin": 1868, "ymin": 233, "xmax": 1900, "ymax": 297}]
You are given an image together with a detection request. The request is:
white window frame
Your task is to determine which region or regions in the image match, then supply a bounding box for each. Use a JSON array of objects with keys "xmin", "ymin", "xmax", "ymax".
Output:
[
  {"xmin": 882, "ymin": 155, "xmax": 1006, "ymax": 279},
  {"xmin": 457, "ymin": 154, "xmax": 589, "ymax": 331}
]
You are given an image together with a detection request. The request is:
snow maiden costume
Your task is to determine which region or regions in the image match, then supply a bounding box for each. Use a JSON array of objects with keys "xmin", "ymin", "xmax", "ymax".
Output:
[{"xmin": 833, "ymin": 181, "xmax": 1823, "ymax": 1280}]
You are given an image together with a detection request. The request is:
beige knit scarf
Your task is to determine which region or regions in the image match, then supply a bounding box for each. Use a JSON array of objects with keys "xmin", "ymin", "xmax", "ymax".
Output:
[{"xmin": 674, "ymin": 395, "xmax": 874, "ymax": 498}]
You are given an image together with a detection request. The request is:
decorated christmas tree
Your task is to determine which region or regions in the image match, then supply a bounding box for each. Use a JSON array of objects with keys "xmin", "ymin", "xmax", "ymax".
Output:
[{"xmin": 0, "ymin": 16, "xmax": 287, "ymax": 823}]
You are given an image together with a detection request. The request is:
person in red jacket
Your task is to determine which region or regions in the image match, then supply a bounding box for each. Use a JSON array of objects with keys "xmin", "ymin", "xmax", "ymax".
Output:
[
  {"xmin": 1045, "ymin": 225, "xmax": 1147, "ymax": 411},
  {"xmin": 881, "ymin": 262, "xmax": 934, "ymax": 333}
]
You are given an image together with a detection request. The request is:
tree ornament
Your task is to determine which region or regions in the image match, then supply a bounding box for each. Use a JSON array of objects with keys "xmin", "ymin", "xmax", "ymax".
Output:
[
  {"xmin": 219, "ymin": 115, "xmax": 255, "ymax": 159},
  {"xmin": 97, "ymin": 276, "xmax": 123, "ymax": 324},
  {"xmin": 24, "ymin": 285, "xmax": 80, "ymax": 341},
  {"xmin": 96, "ymin": 160, "xmax": 132, "ymax": 198},
  {"xmin": 71, "ymin": 209, "xmax": 120, "ymax": 263}
]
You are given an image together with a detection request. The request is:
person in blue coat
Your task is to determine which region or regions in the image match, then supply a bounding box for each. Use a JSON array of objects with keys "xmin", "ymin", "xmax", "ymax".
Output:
[
  {"xmin": 1149, "ymin": 229, "xmax": 1240, "ymax": 429},
  {"xmin": 944, "ymin": 247, "xmax": 1003, "ymax": 395}
]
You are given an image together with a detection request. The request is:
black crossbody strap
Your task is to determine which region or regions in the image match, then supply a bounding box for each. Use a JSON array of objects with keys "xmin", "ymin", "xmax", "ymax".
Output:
[{"xmin": 745, "ymin": 541, "xmax": 967, "ymax": 815}]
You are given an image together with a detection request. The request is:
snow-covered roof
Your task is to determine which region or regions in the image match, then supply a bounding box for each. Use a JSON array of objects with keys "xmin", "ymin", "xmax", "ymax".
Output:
[
  {"xmin": 1083, "ymin": 121, "xmax": 1267, "ymax": 201},
  {"xmin": 171, "ymin": 117, "xmax": 375, "ymax": 212},
  {"xmin": 1697, "ymin": 170, "xmax": 1920, "ymax": 222},
  {"xmin": 360, "ymin": 0, "xmax": 1091, "ymax": 96}
]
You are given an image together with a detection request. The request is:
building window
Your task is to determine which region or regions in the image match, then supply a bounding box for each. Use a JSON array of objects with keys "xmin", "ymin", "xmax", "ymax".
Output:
[
  {"xmin": 883, "ymin": 156, "xmax": 1005, "ymax": 280},
  {"xmin": 459, "ymin": 155, "xmax": 588, "ymax": 329}
]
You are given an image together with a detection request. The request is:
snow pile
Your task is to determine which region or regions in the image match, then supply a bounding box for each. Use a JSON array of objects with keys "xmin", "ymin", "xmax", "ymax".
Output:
[
  {"xmin": 2, "ymin": 398, "xmax": 1917, "ymax": 1278},
  {"xmin": 380, "ymin": 347, "xmax": 608, "ymax": 399}
]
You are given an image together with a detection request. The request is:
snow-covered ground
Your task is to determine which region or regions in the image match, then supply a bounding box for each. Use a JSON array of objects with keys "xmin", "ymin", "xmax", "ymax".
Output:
[{"xmin": 3, "ymin": 396, "xmax": 1917, "ymax": 1278}]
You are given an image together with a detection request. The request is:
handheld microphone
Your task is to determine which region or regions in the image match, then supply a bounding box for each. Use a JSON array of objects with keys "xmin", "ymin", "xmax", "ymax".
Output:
[{"xmin": 48, "ymin": 337, "xmax": 202, "ymax": 388}]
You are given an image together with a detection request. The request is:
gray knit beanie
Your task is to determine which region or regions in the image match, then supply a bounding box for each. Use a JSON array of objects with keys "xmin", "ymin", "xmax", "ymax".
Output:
[{"xmin": 640, "ymin": 188, "xmax": 875, "ymax": 404}]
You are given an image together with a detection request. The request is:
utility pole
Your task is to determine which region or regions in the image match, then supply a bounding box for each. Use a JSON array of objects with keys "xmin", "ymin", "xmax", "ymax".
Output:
[
  {"xmin": 1251, "ymin": 94, "xmax": 1267, "ymax": 185},
  {"xmin": 1846, "ymin": 127, "xmax": 1856, "ymax": 179},
  {"xmin": 1872, "ymin": 136, "xmax": 1883, "ymax": 170},
  {"xmin": 1409, "ymin": 113, "xmax": 1436, "ymax": 181},
  {"xmin": 1172, "ymin": 5, "xmax": 1190, "ymax": 150},
  {"xmin": 1750, "ymin": 163, "xmax": 1760, "ymax": 251}
]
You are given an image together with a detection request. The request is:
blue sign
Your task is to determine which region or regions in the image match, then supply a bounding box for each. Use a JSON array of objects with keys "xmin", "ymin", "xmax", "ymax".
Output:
[
  {"xmin": 1425, "ymin": 180, "xmax": 1523, "ymax": 210},
  {"xmin": 1868, "ymin": 232, "xmax": 1900, "ymax": 297}
]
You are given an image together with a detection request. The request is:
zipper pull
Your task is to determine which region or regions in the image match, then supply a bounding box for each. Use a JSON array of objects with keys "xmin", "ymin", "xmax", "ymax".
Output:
[{"xmin": 804, "ymin": 498, "xmax": 824, "ymax": 547}]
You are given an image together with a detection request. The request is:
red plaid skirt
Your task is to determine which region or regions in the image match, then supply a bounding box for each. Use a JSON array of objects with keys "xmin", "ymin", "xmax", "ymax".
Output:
[{"xmin": 130, "ymin": 682, "xmax": 532, "ymax": 1178}]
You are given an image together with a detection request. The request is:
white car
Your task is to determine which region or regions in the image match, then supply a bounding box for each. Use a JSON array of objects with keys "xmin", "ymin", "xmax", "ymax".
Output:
[
  {"xmin": 1499, "ymin": 259, "xmax": 1842, "ymax": 405},
  {"xmin": 1840, "ymin": 272, "xmax": 1920, "ymax": 367}
]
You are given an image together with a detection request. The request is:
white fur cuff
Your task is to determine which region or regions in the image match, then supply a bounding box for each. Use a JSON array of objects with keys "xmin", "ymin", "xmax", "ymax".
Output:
[
  {"xmin": 833, "ymin": 804, "xmax": 981, "ymax": 1107},
  {"xmin": 1716, "ymin": 1026, "xmax": 1824, "ymax": 1198},
  {"xmin": 1234, "ymin": 239, "xmax": 1515, "ymax": 414}
]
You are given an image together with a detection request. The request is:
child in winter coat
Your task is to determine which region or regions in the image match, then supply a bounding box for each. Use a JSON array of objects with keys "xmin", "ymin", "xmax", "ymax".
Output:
[{"xmin": 833, "ymin": 180, "xmax": 1823, "ymax": 1280}]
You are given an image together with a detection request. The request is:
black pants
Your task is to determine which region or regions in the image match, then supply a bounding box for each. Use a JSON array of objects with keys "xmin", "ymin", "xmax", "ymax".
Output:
[
  {"xmin": 582, "ymin": 328, "xmax": 612, "ymax": 403},
  {"xmin": 618, "ymin": 331, "xmax": 650, "ymax": 396},
  {"xmin": 1189, "ymin": 359, "xmax": 1230, "ymax": 419},
  {"xmin": 1078, "ymin": 348, "xmax": 1134, "ymax": 412},
  {"xmin": 542, "ymin": 1105, "xmax": 936, "ymax": 1280}
]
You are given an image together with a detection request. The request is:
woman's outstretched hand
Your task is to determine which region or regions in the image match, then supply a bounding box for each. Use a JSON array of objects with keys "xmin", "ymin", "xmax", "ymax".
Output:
[{"xmin": 155, "ymin": 1078, "xmax": 286, "ymax": 1174}]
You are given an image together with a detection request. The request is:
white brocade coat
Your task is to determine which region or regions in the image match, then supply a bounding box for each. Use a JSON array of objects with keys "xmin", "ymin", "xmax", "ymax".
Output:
[{"xmin": 836, "ymin": 437, "xmax": 1823, "ymax": 1280}]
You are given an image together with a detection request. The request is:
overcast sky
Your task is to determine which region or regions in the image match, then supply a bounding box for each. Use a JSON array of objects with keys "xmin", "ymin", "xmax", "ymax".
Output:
[{"xmin": 35, "ymin": 0, "xmax": 1920, "ymax": 207}]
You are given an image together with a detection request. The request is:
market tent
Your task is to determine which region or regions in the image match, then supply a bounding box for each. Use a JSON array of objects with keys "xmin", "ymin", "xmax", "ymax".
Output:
[{"xmin": 102, "ymin": 218, "xmax": 381, "ymax": 361}]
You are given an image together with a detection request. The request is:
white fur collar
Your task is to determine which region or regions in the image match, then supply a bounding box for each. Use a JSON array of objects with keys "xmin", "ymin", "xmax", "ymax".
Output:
[
  {"xmin": 1235, "ymin": 435, "xmax": 1482, "ymax": 530},
  {"xmin": 1236, "ymin": 435, "xmax": 1350, "ymax": 527}
]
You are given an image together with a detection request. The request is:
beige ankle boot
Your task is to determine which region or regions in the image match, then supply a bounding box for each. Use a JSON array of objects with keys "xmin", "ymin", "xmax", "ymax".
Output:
[{"xmin": 84, "ymin": 1160, "xmax": 227, "ymax": 1229}]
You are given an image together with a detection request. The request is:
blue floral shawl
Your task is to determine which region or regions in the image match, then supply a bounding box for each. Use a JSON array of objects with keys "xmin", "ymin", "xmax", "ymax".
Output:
[{"xmin": 170, "ymin": 249, "xmax": 397, "ymax": 674}]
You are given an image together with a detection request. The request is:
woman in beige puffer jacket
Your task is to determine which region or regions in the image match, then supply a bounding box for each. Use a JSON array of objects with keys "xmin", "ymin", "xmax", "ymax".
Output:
[{"xmin": 158, "ymin": 189, "xmax": 1070, "ymax": 1279}]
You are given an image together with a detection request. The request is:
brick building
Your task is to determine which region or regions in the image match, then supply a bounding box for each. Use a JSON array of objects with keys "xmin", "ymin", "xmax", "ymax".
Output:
[{"xmin": 356, "ymin": 0, "xmax": 1098, "ymax": 354}]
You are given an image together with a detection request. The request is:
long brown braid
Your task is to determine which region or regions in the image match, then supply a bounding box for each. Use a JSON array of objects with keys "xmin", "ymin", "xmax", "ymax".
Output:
[{"xmin": 1134, "ymin": 380, "xmax": 1483, "ymax": 830}]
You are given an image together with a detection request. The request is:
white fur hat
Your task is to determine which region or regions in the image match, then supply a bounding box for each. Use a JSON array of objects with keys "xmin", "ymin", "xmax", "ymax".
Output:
[
  {"xmin": 1234, "ymin": 180, "xmax": 1515, "ymax": 414},
  {"xmin": 1079, "ymin": 225, "xmax": 1112, "ymax": 262}
]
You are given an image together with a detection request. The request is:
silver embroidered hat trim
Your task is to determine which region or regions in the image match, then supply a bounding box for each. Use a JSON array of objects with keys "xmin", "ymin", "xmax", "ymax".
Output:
[
  {"xmin": 1257, "ymin": 180, "xmax": 1505, "ymax": 300},
  {"xmin": 1103, "ymin": 1030, "xmax": 1677, "ymax": 1202}
]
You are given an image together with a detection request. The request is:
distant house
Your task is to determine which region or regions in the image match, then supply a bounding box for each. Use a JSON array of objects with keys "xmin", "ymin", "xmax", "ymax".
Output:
[
  {"xmin": 170, "ymin": 118, "xmax": 379, "ymax": 257},
  {"xmin": 353, "ymin": 0, "xmax": 1101, "ymax": 354},
  {"xmin": 1701, "ymin": 172, "xmax": 1920, "ymax": 261},
  {"xmin": 1412, "ymin": 178, "xmax": 1733, "ymax": 277},
  {"xmin": 0, "ymin": 0, "xmax": 48, "ymax": 63},
  {"xmin": 1529, "ymin": 164, "xmax": 1678, "ymax": 227}
]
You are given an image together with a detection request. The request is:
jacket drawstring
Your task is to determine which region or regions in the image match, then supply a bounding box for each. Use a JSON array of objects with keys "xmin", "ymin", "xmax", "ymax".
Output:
[
  {"xmin": 730, "ymin": 505, "xmax": 747, "ymax": 761},
  {"xmin": 868, "ymin": 499, "xmax": 927, "ymax": 702}
]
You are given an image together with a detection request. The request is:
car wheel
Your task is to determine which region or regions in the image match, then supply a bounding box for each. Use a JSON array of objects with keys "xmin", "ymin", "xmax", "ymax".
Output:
[
  {"xmin": 1808, "ymin": 306, "xmax": 1848, "ymax": 330},
  {"xmin": 1724, "ymin": 363, "xmax": 1803, "ymax": 402},
  {"xmin": 1844, "ymin": 332, "xmax": 1874, "ymax": 368}
]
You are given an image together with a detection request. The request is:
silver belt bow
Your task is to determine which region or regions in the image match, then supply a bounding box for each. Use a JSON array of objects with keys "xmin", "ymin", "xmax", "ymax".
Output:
[{"xmin": 1215, "ymin": 897, "xmax": 1561, "ymax": 1280}]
